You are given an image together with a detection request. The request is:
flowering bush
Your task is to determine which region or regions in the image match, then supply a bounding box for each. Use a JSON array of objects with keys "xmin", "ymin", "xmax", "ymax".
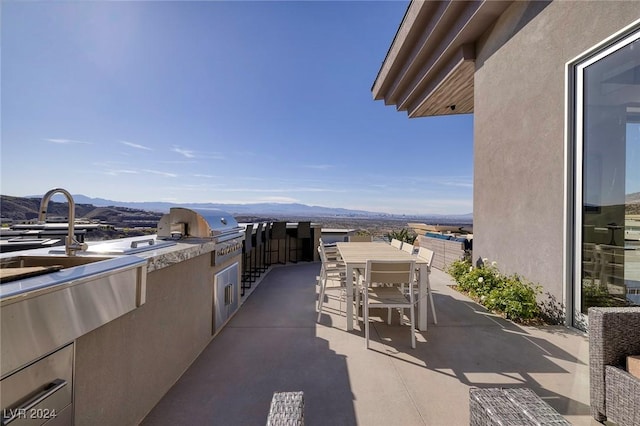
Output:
[{"xmin": 447, "ymin": 259, "xmax": 542, "ymax": 323}]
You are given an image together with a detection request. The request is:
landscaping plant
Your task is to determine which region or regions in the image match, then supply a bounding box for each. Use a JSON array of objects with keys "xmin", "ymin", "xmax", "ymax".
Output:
[{"xmin": 447, "ymin": 258, "xmax": 542, "ymax": 323}]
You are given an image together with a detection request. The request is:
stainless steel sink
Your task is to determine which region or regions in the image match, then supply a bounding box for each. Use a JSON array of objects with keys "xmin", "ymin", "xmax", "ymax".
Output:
[{"xmin": 1, "ymin": 255, "xmax": 112, "ymax": 270}]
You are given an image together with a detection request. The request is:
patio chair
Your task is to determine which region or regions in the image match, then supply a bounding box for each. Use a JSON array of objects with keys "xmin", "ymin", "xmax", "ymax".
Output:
[
  {"xmin": 269, "ymin": 221, "xmax": 287, "ymax": 264},
  {"xmin": 362, "ymin": 259, "xmax": 417, "ymax": 349},
  {"xmin": 390, "ymin": 238, "xmax": 403, "ymax": 249},
  {"xmin": 589, "ymin": 307, "xmax": 640, "ymax": 426},
  {"xmin": 318, "ymin": 238, "xmax": 342, "ymax": 277},
  {"xmin": 417, "ymin": 247, "xmax": 438, "ymax": 325},
  {"xmin": 288, "ymin": 221, "xmax": 311, "ymax": 262},
  {"xmin": 251, "ymin": 222, "xmax": 264, "ymax": 280},
  {"xmin": 241, "ymin": 224, "xmax": 254, "ymax": 294},
  {"xmin": 261, "ymin": 221, "xmax": 271, "ymax": 272},
  {"xmin": 317, "ymin": 243, "xmax": 348, "ymax": 322},
  {"xmin": 401, "ymin": 242, "xmax": 416, "ymax": 254}
]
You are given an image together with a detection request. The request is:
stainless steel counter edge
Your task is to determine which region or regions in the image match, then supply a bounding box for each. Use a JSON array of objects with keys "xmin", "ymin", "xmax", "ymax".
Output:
[
  {"xmin": 0, "ymin": 255, "xmax": 148, "ymax": 302},
  {"xmin": 1, "ymin": 261, "xmax": 148, "ymax": 378}
]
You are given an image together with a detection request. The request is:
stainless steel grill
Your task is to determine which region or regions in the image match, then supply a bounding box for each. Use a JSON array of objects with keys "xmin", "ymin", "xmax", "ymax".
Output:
[
  {"xmin": 156, "ymin": 207, "xmax": 244, "ymax": 267},
  {"xmin": 157, "ymin": 207, "xmax": 243, "ymax": 242}
]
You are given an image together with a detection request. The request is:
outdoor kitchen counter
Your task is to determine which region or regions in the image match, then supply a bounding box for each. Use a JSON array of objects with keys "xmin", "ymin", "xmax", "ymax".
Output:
[
  {"xmin": 1, "ymin": 236, "xmax": 241, "ymax": 426},
  {"xmin": 127, "ymin": 237, "xmax": 218, "ymax": 273},
  {"xmin": 0, "ymin": 235, "xmax": 220, "ymax": 275}
]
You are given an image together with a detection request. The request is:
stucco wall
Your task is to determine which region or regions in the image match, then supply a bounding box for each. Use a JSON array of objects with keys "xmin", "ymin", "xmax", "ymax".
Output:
[
  {"xmin": 74, "ymin": 253, "xmax": 239, "ymax": 426},
  {"xmin": 473, "ymin": 1, "xmax": 639, "ymax": 303}
]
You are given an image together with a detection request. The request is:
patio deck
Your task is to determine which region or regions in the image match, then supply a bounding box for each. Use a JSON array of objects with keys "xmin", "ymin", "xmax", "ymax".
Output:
[{"xmin": 142, "ymin": 262, "xmax": 598, "ymax": 425}]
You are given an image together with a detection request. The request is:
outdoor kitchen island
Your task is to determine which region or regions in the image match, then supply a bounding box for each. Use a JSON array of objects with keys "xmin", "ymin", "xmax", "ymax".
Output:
[
  {"xmin": 0, "ymin": 233, "xmax": 242, "ymax": 426},
  {"xmin": 72, "ymin": 235, "xmax": 243, "ymax": 426}
]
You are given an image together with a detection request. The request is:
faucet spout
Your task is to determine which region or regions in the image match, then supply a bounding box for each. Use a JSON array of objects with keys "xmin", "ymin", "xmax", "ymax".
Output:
[{"xmin": 39, "ymin": 188, "xmax": 87, "ymax": 256}]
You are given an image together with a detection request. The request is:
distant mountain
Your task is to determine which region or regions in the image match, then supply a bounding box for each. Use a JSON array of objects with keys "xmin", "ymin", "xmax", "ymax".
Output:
[
  {"xmin": 19, "ymin": 193, "xmax": 473, "ymax": 221},
  {"xmin": 1, "ymin": 195, "xmax": 96, "ymax": 221},
  {"xmin": 627, "ymin": 192, "xmax": 640, "ymax": 203}
]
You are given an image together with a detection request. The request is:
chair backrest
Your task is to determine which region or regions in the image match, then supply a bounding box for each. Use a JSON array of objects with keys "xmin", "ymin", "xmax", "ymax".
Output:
[
  {"xmin": 244, "ymin": 224, "xmax": 254, "ymax": 251},
  {"xmin": 253, "ymin": 222, "xmax": 264, "ymax": 247},
  {"xmin": 390, "ymin": 239, "xmax": 403, "ymax": 249},
  {"xmin": 365, "ymin": 260, "xmax": 415, "ymax": 287},
  {"xmin": 262, "ymin": 221, "xmax": 271, "ymax": 244},
  {"xmin": 296, "ymin": 221, "xmax": 311, "ymax": 238},
  {"xmin": 348, "ymin": 234, "xmax": 372, "ymax": 242},
  {"xmin": 318, "ymin": 242, "xmax": 331, "ymax": 265},
  {"xmin": 417, "ymin": 247, "xmax": 434, "ymax": 267},
  {"xmin": 270, "ymin": 221, "xmax": 287, "ymax": 239},
  {"xmin": 401, "ymin": 243, "xmax": 415, "ymax": 254}
]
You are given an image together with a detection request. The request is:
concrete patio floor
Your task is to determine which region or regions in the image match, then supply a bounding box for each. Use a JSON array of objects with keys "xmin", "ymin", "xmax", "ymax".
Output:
[{"xmin": 142, "ymin": 262, "xmax": 600, "ymax": 425}]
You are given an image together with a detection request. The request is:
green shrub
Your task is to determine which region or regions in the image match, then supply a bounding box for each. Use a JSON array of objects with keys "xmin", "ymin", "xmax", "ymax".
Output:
[
  {"xmin": 386, "ymin": 228, "xmax": 416, "ymax": 244},
  {"xmin": 447, "ymin": 259, "xmax": 471, "ymax": 282},
  {"xmin": 447, "ymin": 259, "xmax": 543, "ymax": 323}
]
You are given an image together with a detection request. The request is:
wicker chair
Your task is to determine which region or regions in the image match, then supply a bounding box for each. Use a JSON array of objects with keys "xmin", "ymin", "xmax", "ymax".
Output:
[
  {"xmin": 588, "ymin": 307, "xmax": 640, "ymax": 425},
  {"xmin": 469, "ymin": 387, "xmax": 569, "ymax": 425},
  {"xmin": 266, "ymin": 391, "xmax": 304, "ymax": 426}
]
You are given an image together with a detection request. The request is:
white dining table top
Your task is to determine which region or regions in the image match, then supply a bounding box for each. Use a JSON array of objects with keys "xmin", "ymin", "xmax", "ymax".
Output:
[{"xmin": 336, "ymin": 242, "xmax": 427, "ymax": 264}]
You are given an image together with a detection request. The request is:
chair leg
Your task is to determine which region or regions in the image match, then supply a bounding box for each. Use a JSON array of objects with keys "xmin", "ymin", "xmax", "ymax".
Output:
[
  {"xmin": 410, "ymin": 302, "xmax": 416, "ymax": 349},
  {"xmin": 317, "ymin": 276, "xmax": 327, "ymax": 322},
  {"xmin": 364, "ymin": 291, "xmax": 369, "ymax": 349},
  {"xmin": 428, "ymin": 281, "xmax": 437, "ymax": 324}
]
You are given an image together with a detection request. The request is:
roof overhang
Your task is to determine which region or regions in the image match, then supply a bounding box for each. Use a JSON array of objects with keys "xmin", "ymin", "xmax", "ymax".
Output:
[{"xmin": 372, "ymin": 0, "xmax": 513, "ymax": 118}]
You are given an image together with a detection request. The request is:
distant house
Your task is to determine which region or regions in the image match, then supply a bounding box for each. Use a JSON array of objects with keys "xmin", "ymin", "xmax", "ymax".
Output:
[{"xmin": 372, "ymin": 1, "xmax": 640, "ymax": 329}]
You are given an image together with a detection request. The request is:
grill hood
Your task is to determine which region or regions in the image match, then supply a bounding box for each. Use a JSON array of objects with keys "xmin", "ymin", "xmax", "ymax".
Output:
[{"xmin": 157, "ymin": 207, "xmax": 243, "ymax": 242}]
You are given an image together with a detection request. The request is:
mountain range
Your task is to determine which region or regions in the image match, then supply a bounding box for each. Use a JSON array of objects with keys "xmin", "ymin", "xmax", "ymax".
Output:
[{"xmin": 18, "ymin": 193, "xmax": 474, "ymax": 221}]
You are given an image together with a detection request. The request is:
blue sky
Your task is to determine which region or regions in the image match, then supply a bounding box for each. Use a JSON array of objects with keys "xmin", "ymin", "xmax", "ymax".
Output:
[{"xmin": 1, "ymin": 1, "xmax": 474, "ymax": 215}]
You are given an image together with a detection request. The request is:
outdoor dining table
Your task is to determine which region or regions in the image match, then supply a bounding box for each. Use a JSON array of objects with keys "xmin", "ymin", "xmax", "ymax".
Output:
[{"xmin": 336, "ymin": 241, "xmax": 431, "ymax": 332}]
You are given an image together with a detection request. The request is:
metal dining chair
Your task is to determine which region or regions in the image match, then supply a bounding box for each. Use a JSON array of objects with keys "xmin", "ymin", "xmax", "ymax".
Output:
[
  {"xmin": 289, "ymin": 221, "xmax": 311, "ymax": 262},
  {"xmin": 241, "ymin": 224, "xmax": 254, "ymax": 294},
  {"xmin": 417, "ymin": 247, "xmax": 437, "ymax": 325},
  {"xmin": 251, "ymin": 222, "xmax": 264, "ymax": 280},
  {"xmin": 401, "ymin": 242, "xmax": 416, "ymax": 254},
  {"xmin": 362, "ymin": 259, "xmax": 417, "ymax": 349},
  {"xmin": 316, "ymin": 243, "xmax": 348, "ymax": 322},
  {"xmin": 261, "ymin": 221, "xmax": 272, "ymax": 272},
  {"xmin": 269, "ymin": 221, "xmax": 287, "ymax": 264}
]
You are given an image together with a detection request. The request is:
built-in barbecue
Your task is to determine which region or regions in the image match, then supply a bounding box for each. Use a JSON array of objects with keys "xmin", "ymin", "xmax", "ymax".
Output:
[
  {"xmin": 157, "ymin": 207, "xmax": 244, "ymax": 267},
  {"xmin": 157, "ymin": 207, "xmax": 243, "ymax": 335}
]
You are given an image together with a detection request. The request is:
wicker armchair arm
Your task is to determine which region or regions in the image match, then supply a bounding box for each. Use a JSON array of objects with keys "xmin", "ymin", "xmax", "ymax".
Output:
[
  {"xmin": 605, "ymin": 365, "xmax": 640, "ymax": 426},
  {"xmin": 588, "ymin": 307, "xmax": 640, "ymax": 422}
]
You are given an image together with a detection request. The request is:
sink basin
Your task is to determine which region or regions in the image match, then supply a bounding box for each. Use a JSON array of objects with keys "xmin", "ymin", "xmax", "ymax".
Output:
[
  {"xmin": 1, "ymin": 255, "xmax": 112, "ymax": 269},
  {"xmin": 0, "ymin": 255, "xmax": 113, "ymax": 284}
]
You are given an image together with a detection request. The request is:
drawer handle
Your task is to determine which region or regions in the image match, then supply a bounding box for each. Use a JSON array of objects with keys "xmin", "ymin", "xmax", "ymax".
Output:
[
  {"xmin": 131, "ymin": 239, "xmax": 155, "ymax": 248},
  {"xmin": 224, "ymin": 284, "xmax": 233, "ymax": 306},
  {"xmin": 1, "ymin": 379, "xmax": 67, "ymax": 425}
]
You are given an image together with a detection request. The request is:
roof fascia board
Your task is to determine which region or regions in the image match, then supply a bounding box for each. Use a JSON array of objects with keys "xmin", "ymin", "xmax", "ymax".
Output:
[
  {"xmin": 372, "ymin": 1, "xmax": 435, "ymax": 100},
  {"xmin": 384, "ymin": 1, "xmax": 458, "ymax": 105},
  {"xmin": 388, "ymin": 1, "xmax": 471, "ymax": 106},
  {"xmin": 397, "ymin": 1, "xmax": 507, "ymax": 112}
]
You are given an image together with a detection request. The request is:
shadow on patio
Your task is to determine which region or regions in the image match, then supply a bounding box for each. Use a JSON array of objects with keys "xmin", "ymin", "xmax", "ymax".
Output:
[{"xmin": 143, "ymin": 262, "xmax": 597, "ymax": 425}]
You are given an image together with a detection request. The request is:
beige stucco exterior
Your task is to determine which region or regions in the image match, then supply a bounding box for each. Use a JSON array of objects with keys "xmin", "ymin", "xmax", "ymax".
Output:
[
  {"xmin": 474, "ymin": 0, "xmax": 638, "ymax": 306},
  {"xmin": 373, "ymin": 0, "xmax": 640, "ymax": 314}
]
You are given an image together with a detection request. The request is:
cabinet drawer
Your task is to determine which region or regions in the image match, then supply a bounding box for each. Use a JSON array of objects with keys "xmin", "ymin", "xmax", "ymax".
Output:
[{"xmin": 1, "ymin": 344, "xmax": 73, "ymax": 426}]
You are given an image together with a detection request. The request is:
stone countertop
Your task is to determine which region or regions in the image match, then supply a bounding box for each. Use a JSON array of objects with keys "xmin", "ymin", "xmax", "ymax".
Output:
[{"xmin": 0, "ymin": 235, "xmax": 222, "ymax": 282}]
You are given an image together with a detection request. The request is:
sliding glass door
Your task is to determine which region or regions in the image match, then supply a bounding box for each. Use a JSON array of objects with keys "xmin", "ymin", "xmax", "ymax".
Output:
[{"xmin": 573, "ymin": 26, "xmax": 640, "ymax": 327}]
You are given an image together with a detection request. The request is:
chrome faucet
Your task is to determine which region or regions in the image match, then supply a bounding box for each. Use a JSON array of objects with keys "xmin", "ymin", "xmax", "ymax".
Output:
[{"xmin": 38, "ymin": 188, "xmax": 87, "ymax": 256}]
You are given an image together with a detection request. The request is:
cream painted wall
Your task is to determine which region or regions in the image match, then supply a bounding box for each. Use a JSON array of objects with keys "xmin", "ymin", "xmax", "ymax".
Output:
[
  {"xmin": 74, "ymin": 253, "xmax": 240, "ymax": 425},
  {"xmin": 473, "ymin": 1, "xmax": 639, "ymax": 306}
]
